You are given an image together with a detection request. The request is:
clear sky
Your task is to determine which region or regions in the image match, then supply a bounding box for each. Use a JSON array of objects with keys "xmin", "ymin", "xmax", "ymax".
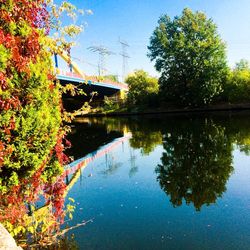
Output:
[{"xmin": 56, "ymin": 0, "xmax": 250, "ymax": 79}]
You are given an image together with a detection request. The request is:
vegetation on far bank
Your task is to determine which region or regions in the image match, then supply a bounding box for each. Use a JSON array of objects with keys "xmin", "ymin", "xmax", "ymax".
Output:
[{"xmin": 97, "ymin": 9, "xmax": 250, "ymax": 114}]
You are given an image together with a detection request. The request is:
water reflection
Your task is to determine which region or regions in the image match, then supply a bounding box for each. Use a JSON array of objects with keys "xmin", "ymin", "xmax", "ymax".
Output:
[
  {"xmin": 128, "ymin": 149, "xmax": 138, "ymax": 178},
  {"xmin": 100, "ymin": 153, "xmax": 123, "ymax": 176},
  {"xmin": 156, "ymin": 118, "xmax": 233, "ymax": 210},
  {"xmin": 130, "ymin": 130, "xmax": 162, "ymax": 155},
  {"xmin": 65, "ymin": 113, "xmax": 250, "ymax": 249},
  {"xmin": 3, "ymin": 113, "xmax": 250, "ymax": 249},
  {"xmin": 80, "ymin": 112, "xmax": 250, "ymax": 211},
  {"xmin": 66, "ymin": 120, "xmax": 123, "ymax": 159}
]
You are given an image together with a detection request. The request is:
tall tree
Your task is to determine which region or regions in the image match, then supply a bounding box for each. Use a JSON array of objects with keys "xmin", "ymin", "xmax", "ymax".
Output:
[{"xmin": 148, "ymin": 8, "xmax": 228, "ymax": 106}]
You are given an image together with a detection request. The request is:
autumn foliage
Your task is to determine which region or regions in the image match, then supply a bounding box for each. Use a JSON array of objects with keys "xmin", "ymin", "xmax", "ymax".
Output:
[{"xmin": 0, "ymin": 0, "xmax": 69, "ymax": 240}]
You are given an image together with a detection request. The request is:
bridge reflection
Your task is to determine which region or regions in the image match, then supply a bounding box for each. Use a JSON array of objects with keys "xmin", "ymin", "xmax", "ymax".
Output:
[{"xmin": 64, "ymin": 132, "xmax": 131, "ymax": 195}]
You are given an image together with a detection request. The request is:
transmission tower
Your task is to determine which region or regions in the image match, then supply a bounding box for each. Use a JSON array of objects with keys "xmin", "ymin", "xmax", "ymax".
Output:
[
  {"xmin": 119, "ymin": 38, "xmax": 130, "ymax": 82},
  {"xmin": 88, "ymin": 45, "xmax": 115, "ymax": 76}
]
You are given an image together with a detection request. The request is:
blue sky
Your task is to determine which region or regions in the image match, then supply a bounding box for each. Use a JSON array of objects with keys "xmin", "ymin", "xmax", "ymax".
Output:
[{"xmin": 56, "ymin": 0, "xmax": 250, "ymax": 79}]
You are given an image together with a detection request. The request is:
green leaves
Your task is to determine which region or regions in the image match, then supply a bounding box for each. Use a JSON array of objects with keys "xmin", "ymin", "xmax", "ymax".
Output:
[
  {"xmin": 125, "ymin": 70, "xmax": 159, "ymax": 106},
  {"xmin": 0, "ymin": 0, "xmax": 63, "ymax": 189},
  {"xmin": 148, "ymin": 8, "xmax": 228, "ymax": 106},
  {"xmin": 222, "ymin": 60, "xmax": 250, "ymax": 103},
  {"xmin": 0, "ymin": 44, "xmax": 10, "ymax": 71}
]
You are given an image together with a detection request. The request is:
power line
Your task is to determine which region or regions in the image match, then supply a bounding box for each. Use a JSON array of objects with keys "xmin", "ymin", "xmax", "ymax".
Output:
[
  {"xmin": 72, "ymin": 56, "xmax": 122, "ymax": 77},
  {"xmin": 87, "ymin": 45, "xmax": 115, "ymax": 76},
  {"xmin": 71, "ymin": 56, "xmax": 98, "ymax": 69}
]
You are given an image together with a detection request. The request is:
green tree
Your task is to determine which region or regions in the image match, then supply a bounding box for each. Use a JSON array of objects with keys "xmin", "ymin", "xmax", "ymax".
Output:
[
  {"xmin": 148, "ymin": 8, "xmax": 228, "ymax": 106},
  {"xmin": 125, "ymin": 70, "xmax": 159, "ymax": 106},
  {"xmin": 223, "ymin": 60, "xmax": 250, "ymax": 102}
]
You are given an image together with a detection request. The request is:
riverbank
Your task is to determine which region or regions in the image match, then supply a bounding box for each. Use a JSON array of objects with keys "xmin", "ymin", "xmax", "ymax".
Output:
[{"xmin": 77, "ymin": 102, "xmax": 250, "ymax": 117}]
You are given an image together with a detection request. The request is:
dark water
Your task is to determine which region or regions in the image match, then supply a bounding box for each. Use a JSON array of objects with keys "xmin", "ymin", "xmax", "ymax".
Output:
[{"xmin": 64, "ymin": 112, "xmax": 250, "ymax": 250}]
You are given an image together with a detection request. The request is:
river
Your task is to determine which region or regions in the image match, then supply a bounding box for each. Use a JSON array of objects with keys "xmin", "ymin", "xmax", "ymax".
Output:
[{"xmin": 62, "ymin": 111, "xmax": 250, "ymax": 250}]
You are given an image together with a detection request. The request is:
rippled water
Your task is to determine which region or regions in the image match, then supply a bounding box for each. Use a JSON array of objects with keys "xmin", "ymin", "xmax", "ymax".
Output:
[{"xmin": 64, "ymin": 112, "xmax": 250, "ymax": 250}]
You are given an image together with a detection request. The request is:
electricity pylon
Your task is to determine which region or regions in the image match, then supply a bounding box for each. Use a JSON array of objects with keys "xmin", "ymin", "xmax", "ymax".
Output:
[
  {"xmin": 88, "ymin": 45, "xmax": 115, "ymax": 76},
  {"xmin": 119, "ymin": 38, "xmax": 130, "ymax": 82}
]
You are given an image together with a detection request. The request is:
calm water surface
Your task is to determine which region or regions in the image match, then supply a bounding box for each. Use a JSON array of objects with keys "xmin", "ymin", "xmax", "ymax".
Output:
[{"xmin": 64, "ymin": 112, "xmax": 250, "ymax": 250}]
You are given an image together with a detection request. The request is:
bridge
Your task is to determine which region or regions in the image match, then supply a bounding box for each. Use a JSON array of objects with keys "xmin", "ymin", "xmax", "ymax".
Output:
[{"xmin": 54, "ymin": 51, "xmax": 128, "ymax": 103}]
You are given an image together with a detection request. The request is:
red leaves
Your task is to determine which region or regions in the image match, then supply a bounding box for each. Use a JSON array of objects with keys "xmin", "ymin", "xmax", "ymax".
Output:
[
  {"xmin": 0, "ymin": 96, "xmax": 21, "ymax": 111},
  {"xmin": 26, "ymin": 31, "xmax": 40, "ymax": 59},
  {"xmin": 0, "ymin": 0, "xmax": 69, "ymax": 232},
  {"xmin": 0, "ymin": 202, "xmax": 27, "ymax": 225},
  {"xmin": 0, "ymin": 142, "xmax": 6, "ymax": 167},
  {"xmin": 0, "ymin": 141, "xmax": 13, "ymax": 167},
  {"xmin": 4, "ymin": 33, "xmax": 15, "ymax": 49},
  {"xmin": 44, "ymin": 177, "xmax": 67, "ymax": 220},
  {"xmin": 7, "ymin": 32, "xmax": 40, "ymax": 74},
  {"xmin": 65, "ymin": 139, "xmax": 72, "ymax": 148},
  {"xmin": 0, "ymin": 30, "xmax": 4, "ymax": 44},
  {"xmin": 0, "ymin": 72, "xmax": 7, "ymax": 91},
  {"xmin": 0, "ymin": 0, "xmax": 49, "ymax": 74},
  {"xmin": 54, "ymin": 134, "xmax": 71, "ymax": 165}
]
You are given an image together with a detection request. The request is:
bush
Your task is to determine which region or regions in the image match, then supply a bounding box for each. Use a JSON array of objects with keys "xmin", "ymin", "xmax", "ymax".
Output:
[
  {"xmin": 0, "ymin": 1, "xmax": 64, "ymax": 191},
  {"xmin": 125, "ymin": 70, "xmax": 159, "ymax": 107},
  {"xmin": 103, "ymin": 96, "xmax": 119, "ymax": 111},
  {"xmin": 222, "ymin": 60, "xmax": 250, "ymax": 103}
]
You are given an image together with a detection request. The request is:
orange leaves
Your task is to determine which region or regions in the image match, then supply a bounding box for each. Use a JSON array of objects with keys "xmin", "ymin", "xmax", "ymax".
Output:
[
  {"xmin": 0, "ymin": 9, "xmax": 12, "ymax": 24},
  {"xmin": 8, "ymin": 31, "xmax": 40, "ymax": 74},
  {"xmin": 0, "ymin": 96, "xmax": 21, "ymax": 111},
  {"xmin": 0, "ymin": 141, "xmax": 13, "ymax": 167},
  {"xmin": 26, "ymin": 31, "xmax": 40, "ymax": 59},
  {"xmin": 0, "ymin": 72, "xmax": 7, "ymax": 90},
  {"xmin": 0, "ymin": 30, "xmax": 5, "ymax": 44}
]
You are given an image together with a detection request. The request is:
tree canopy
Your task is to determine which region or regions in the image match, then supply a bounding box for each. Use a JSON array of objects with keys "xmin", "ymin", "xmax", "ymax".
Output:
[
  {"xmin": 223, "ymin": 60, "xmax": 250, "ymax": 103},
  {"xmin": 148, "ymin": 8, "xmax": 228, "ymax": 106},
  {"xmin": 125, "ymin": 70, "xmax": 159, "ymax": 106}
]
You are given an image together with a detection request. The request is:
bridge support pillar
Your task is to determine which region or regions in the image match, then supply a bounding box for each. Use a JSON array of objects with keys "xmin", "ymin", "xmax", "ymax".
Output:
[{"xmin": 54, "ymin": 53, "xmax": 58, "ymax": 68}]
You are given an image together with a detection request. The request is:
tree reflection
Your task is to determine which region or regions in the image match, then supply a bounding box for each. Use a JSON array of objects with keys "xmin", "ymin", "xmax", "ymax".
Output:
[
  {"xmin": 156, "ymin": 118, "xmax": 234, "ymax": 211},
  {"xmin": 130, "ymin": 130, "xmax": 162, "ymax": 155}
]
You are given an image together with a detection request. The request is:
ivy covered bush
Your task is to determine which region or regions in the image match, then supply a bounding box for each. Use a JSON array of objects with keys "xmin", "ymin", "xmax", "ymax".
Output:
[
  {"xmin": 0, "ymin": 1, "xmax": 74, "ymax": 240},
  {"xmin": 0, "ymin": 0, "xmax": 67, "ymax": 191}
]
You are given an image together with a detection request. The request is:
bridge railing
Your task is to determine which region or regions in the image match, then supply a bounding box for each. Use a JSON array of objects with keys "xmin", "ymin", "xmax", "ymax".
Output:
[
  {"xmin": 57, "ymin": 70, "xmax": 83, "ymax": 79},
  {"xmin": 57, "ymin": 69, "xmax": 128, "ymax": 91}
]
